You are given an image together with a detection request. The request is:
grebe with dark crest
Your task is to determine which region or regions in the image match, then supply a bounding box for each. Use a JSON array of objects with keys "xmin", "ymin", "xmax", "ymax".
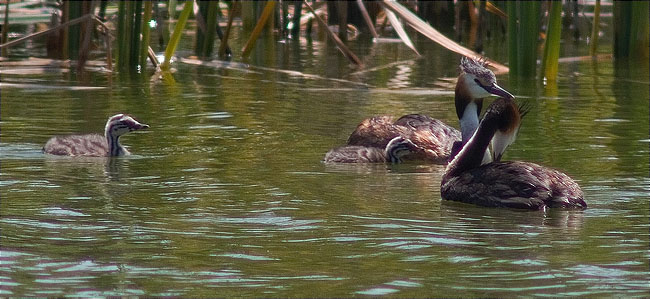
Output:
[
  {"xmin": 43, "ymin": 114, "xmax": 149, "ymax": 157},
  {"xmin": 441, "ymin": 97, "xmax": 586, "ymax": 210},
  {"xmin": 345, "ymin": 57, "xmax": 514, "ymax": 163},
  {"xmin": 324, "ymin": 136, "xmax": 423, "ymax": 163}
]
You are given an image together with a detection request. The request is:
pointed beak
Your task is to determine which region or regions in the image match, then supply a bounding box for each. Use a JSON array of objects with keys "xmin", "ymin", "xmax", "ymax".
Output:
[
  {"xmin": 484, "ymin": 83, "xmax": 515, "ymax": 99},
  {"xmin": 131, "ymin": 123, "xmax": 149, "ymax": 131}
]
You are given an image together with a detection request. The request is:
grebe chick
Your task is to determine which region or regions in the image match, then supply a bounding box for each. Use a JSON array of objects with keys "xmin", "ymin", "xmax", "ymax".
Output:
[
  {"xmin": 441, "ymin": 98, "xmax": 586, "ymax": 210},
  {"xmin": 324, "ymin": 136, "xmax": 423, "ymax": 163},
  {"xmin": 346, "ymin": 57, "xmax": 514, "ymax": 163},
  {"xmin": 43, "ymin": 114, "xmax": 149, "ymax": 157}
]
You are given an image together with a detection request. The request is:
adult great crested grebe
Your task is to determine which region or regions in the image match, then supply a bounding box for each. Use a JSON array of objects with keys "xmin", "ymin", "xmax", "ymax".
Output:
[
  {"xmin": 441, "ymin": 97, "xmax": 586, "ymax": 210},
  {"xmin": 324, "ymin": 136, "xmax": 423, "ymax": 163},
  {"xmin": 345, "ymin": 57, "xmax": 514, "ymax": 163},
  {"xmin": 43, "ymin": 114, "xmax": 149, "ymax": 157}
]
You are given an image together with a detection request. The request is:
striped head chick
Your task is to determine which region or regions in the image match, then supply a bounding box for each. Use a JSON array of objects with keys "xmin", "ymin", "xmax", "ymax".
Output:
[
  {"xmin": 385, "ymin": 136, "xmax": 424, "ymax": 163},
  {"xmin": 105, "ymin": 114, "xmax": 149, "ymax": 156}
]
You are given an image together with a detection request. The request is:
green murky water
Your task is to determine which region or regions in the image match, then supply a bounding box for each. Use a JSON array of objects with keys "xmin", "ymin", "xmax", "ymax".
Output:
[{"xmin": 1, "ymin": 23, "xmax": 649, "ymax": 297}]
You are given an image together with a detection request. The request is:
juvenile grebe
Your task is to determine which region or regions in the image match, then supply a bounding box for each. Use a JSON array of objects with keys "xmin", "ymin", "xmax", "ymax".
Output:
[
  {"xmin": 43, "ymin": 114, "xmax": 149, "ymax": 157},
  {"xmin": 345, "ymin": 57, "xmax": 514, "ymax": 163},
  {"xmin": 324, "ymin": 136, "xmax": 423, "ymax": 163},
  {"xmin": 441, "ymin": 98, "xmax": 586, "ymax": 210}
]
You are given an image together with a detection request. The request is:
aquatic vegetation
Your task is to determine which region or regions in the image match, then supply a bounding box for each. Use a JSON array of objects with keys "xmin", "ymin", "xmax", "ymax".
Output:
[{"xmin": 0, "ymin": 0, "xmax": 645, "ymax": 79}]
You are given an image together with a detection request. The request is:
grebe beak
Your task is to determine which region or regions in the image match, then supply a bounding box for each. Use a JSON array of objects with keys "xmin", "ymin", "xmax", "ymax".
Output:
[{"xmin": 484, "ymin": 83, "xmax": 514, "ymax": 99}]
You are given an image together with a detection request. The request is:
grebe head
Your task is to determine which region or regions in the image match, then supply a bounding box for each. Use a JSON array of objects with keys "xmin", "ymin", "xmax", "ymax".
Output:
[
  {"xmin": 490, "ymin": 100, "xmax": 529, "ymax": 162},
  {"xmin": 455, "ymin": 57, "xmax": 514, "ymax": 144},
  {"xmin": 105, "ymin": 114, "xmax": 149, "ymax": 139},
  {"xmin": 457, "ymin": 57, "xmax": 514, "ymax": 102},
  {"xmin": 385, "ymin": 136, "xmax": 422, "ymax": 163}
]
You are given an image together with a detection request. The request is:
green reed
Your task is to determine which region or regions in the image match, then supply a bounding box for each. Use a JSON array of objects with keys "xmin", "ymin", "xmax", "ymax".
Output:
[
  {"xmin": 140, "ymin": 1, "xmax": 153, "ymax": 68},
  {"xmin": 162, "ymin": 0, "xmax": 193, "ymax": 71},
  {"xmin": 541, "ymin": 0, "xmax": 562, "ymax": 81},
  {"xmin": 589, "ymin": 0, "xmax": 601, "ymax": 56},
  {"xmin": 241, "ymin": 1, "xmax": 276, "ymax": 59},
  {"xmin": 507, "ymin": 1, "xmax": 518, "ymax": 76},
  {"xmin": 116, "ymin": 0, "xmax": 156, "ymax": 72},
  {"xmin": 614, "ymin": 1, "xmax": 649, "ymax": 60},
  {"xmin": 67, "ymin": 1, "xmax": 82, "ymax": 59},
  {"xmin": 195, "ymin": 0, "xmax": 219, "ymax": 58}
]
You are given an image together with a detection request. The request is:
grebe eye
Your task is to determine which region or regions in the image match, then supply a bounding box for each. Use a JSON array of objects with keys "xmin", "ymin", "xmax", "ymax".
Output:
[{"xmin": 474, "ymin": 78, "xmax": 483, "ymax": 86}]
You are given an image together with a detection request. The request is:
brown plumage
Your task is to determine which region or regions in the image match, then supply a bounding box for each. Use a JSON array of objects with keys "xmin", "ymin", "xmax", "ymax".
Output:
[
  {"xmin": 346, "ymin": 115, "xmax": 402, "ymax": 149},
  {"xmin": 342, "ymin": 57, "xmax": 514, "ymax": 164},
  {"xmin": 345, "ymin": 114, "xmax": 460, "ymax": 163},
  {"xmin": 324, "ymin": 136, "xmax": 424, "ymax": 163},
  {"xmin": 442, "ymin": 161, "xmax": 585, "ymax": 209},
  {"xmin": 441, "ymin": 98, "xmax": 586, "ymax": 210}
]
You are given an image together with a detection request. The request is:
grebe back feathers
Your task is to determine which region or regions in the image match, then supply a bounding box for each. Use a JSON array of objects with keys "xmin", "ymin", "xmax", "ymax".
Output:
[{"xmin": 343, "ymin": 57, "xmax": 514, "ymax": 163}]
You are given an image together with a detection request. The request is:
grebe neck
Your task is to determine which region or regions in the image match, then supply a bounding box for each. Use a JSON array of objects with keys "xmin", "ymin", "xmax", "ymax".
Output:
[
  {"xmin": 459, "ymin": 101, "xmax": 480, "ymax": 143},
  {"xmin": 105, "ymin": 119, "xmax": 129, "ymax": 156},
  {"xmin": 106, "ymin": 131, "xmax": 127, "ymax": 156},
  {"xmin": 446, "ymin": 117, "xmax": 497, "ymax": 177},
  {"xmin": 455, "ymin": 75, "xmax": 484, "ymax": 141},
  {"xmin": 458, "ymin": 100, "xmax": 492, "ymax": 165},
  {"xmin": 447, "ymin": 97, "xmax": 520, "ymax": 176}
]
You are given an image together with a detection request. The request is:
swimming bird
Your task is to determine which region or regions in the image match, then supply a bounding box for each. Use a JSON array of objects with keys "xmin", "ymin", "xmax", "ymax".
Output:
[
  {"xmin": 43, "ymin": 114, "xmax": 149, "ymax": 157},
  {"xmin": 345, "ymin": 57, "xmax": 514, "ymax": 163},
  {"xmin": 324, "ymin": 136, "xmax": 423, "ymax": 163},
  {"xmin": 441, "ymin": 97, "xmax": 586, "ymax": 210}
]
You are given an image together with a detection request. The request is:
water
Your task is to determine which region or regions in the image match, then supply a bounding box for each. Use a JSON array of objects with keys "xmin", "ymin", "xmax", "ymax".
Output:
[{"xmin": 1, "ymin": 25, "xmax": 649, "ymax": 296}]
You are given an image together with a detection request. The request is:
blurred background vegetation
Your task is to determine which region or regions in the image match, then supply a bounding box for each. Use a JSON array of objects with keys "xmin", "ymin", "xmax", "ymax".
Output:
[{"xmin": 0, "ymin": 0, "xmax": 648, "ymax": 80}]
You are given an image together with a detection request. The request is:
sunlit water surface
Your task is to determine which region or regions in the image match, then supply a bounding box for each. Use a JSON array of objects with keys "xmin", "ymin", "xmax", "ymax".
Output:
[{"xmin": 1, "ymin": 26, "xmax": 649, "ymax": 297}]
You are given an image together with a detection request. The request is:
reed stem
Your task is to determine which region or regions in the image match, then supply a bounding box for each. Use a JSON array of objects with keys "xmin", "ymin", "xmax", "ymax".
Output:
[
  {"xmin": 162, "ymin": 0, "xmax": 193, "ymax": 71},
  {"xmin": 68, "ymin": 1, "xmax": 82, "ymax": 59},
  {"xmin": 589, "ymin": 0, "xmax": 600, "ymax": 57},
  {"xmin": 140, "ymin": 0, "xmax": 153, "ymax": 69},
  {"xmin": 219, "ymin": 1, "xmax": 238, "ymax": 58},
  {"xmin": 304, "ymin": 0, "xmax": 361, "ymax": 65},
  {"xmin": 241, "ymin": 1, "xmax": 276, "ymax": 59},
  {"xmin": 541, "ymin": 0, "xmax": 562, "ymax": 81},
  {"xmin": 202, "ymin": 0, "xmax": 219, "ymax": 58},
  {"xmin": 130, "ymin": 0, "xmax": 143, "ymax": 70}
]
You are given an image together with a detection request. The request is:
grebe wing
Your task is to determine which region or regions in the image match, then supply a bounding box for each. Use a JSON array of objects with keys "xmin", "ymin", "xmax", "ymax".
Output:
[
  {"xmin": 394, "ymin": 114, "xmax": 437, "ymax": 128},
  {"xmin": 346, "ymin": 115, "xmax": 403, "ymax": 148},
  {"xmin": 441, "ymin": 161, "xmax": 585, "ymax": 210},
  {"xmin": 323, "ymin": 145, "xmax": 387, "ymax": 163},
  {"xmin": 402, "ymin": 119, "xmax": 461, "ymax": 163}
]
